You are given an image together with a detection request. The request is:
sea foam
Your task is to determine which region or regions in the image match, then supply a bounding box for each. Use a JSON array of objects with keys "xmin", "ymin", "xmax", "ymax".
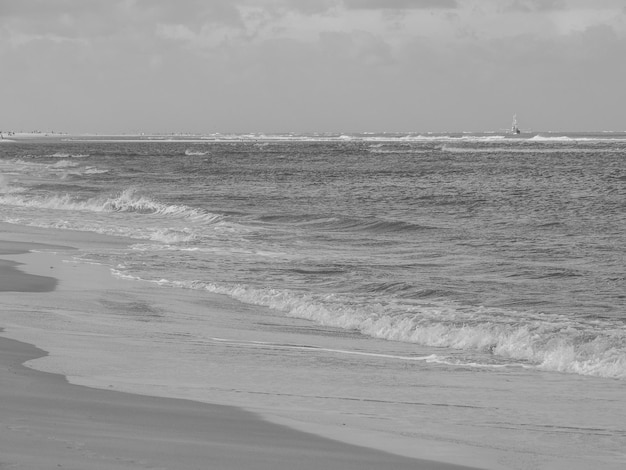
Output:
[
  {"xmin": 184, "ymin": 148, "xmax": 209, "ymax": 156},
  {"xmin": 0, "ymin": 188, "xmax": 221, "ymax": 224},
  {"xmin": 116, "ymin": 274, "xmax": 626, "ymax": 380}
]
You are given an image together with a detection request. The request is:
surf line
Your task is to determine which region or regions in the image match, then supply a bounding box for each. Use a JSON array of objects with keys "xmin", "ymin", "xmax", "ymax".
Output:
[
  {"xmin": 209, "ymin": 337, "xmax": 524, "ymax": 370},
  {"xmin": 210, "ymin": 337, "xmax": 439, "ymax": 362}
]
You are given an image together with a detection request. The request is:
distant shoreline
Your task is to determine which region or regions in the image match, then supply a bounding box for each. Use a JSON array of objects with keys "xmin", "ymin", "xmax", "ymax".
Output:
[
  {"xmin": 0, "ymin": 132, "xmax": 69, "ymax": 143},
  {"xmin": 3, "ymin": 130, "xmax": 626, "ymax": 145}
]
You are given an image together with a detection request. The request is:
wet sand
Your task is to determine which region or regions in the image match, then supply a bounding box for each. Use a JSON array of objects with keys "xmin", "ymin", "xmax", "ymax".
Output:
[{"xmin": 0, "ymin": 239, "xmax": 480, "ymax": 470}]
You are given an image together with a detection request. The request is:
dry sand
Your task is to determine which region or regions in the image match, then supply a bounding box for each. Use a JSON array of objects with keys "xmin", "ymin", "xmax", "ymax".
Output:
[{"xmin": 0, "ymin": 238, "xmax": 480, "ymax": 470}]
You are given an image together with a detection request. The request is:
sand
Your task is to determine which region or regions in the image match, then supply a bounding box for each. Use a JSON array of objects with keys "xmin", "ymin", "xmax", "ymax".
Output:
[
  {"xmin": 0, "ymin": 237, "xmax": 480, "ymax": 470},
  {"xmin": 0, "ymin": 241, "xmax": 66, "ymax": 292}
]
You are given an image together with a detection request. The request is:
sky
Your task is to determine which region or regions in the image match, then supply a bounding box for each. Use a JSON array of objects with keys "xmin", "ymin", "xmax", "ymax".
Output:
[{"xmin": 1, "ymin": 0, "xmax": 625, "ymax": 134}]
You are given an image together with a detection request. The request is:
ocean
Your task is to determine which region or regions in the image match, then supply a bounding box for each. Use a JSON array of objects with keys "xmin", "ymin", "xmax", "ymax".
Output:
[{"xmin": 1, "ymin": 132, "xmax": 625, "ymax": 468}]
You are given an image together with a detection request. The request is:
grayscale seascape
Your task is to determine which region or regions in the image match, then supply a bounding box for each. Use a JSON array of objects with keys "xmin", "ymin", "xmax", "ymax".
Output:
[{"xmin": 2, "ymin": 1, "xmax": 626, "ymax": 468}]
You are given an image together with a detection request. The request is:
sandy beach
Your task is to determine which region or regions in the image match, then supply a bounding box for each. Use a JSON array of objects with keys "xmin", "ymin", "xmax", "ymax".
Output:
[
  {"xmin": 0, "ymin": 231, "xmax": 480, "ymax": 470},
  {"xmin": 1, "ymin": 335, "xmax": 472, "ymax": 470}
]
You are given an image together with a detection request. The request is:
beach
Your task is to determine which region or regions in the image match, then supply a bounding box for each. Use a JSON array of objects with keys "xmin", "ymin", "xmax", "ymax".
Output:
[
  {"xmin": 1, "ymin": 337, "xmax": 461, "ymax": 470},
  {"xmin": 0, "ymin": 227, "xmax": 484, "ymax": 470}
]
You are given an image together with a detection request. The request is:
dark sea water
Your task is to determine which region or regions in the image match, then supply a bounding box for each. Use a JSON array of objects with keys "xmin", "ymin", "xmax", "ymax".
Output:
[
  {"xmin": 1, "ymin": 132, "xmax": 625, "ymax": 378},
  {"xmin": 1, "ymin": 132, "xmax": 626, "ymax": 468}
]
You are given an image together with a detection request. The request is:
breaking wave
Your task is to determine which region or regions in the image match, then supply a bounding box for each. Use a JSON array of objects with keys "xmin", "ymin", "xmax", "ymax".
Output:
[
  {"xmin": 184, "ymin": 148, "xmax": 209, "ymax": 156},
  {"xmin": 51, "ymin": 160, "xmax": 80, "ymax": 168},
  {"xmin": 439, "ymin": 145, "xmax": 620, "ymax": 154},
  {"xmin": 48, "ymin": 152, "xmax": 90, "ymax": 158},
  {"xmin": 83, "ymin": 167, "xmax": 110, "ymax": 175},
  {"xmin": 132, "ymin": 277, "xmax": 626, "ymax": 380},
  {"xmin": 0, "ymin": 188, "xmax": 221, "ymax": 223}
]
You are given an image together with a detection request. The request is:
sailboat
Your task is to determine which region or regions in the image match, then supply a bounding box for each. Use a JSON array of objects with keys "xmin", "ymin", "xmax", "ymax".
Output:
[{"xmin": 511, "ymin": 114, "xmax": 521, "ymax": 134}]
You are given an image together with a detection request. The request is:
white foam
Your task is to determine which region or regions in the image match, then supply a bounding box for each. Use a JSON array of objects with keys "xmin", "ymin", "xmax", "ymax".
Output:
[
  {"xmin": 0, "ymin": 187, "xmax": 222, "ymax": 224},
  {"xmin": 145, "ymin": 228, "xmax": 197, "ymax": 244},
  {"xmin": 49, "ymin": 152, "xmax": 90, "ymax": 158},
  {"xmin": 184, "ymin": 149, "xmax": 209, "ymax": 156},
  {"xmin": 440, "ymin": 145, "xmax": 617, "ymax": 154},
  {"xmin": 51, "ymin": 160, "xmax": 80, "ymax": 168},
  {"xmin": 83, "ymin": 167, "xmax": 109, "ymax": 175},
  {"xmin": 210, "ymin": 337, "xmax": 441, "ymax": 362},
  {"xmin": 143, "ymin": 279, "xmax": 626, "ymax": 380}
]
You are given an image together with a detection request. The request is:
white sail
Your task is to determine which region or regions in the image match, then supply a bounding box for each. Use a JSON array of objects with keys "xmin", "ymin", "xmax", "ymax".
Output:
[{"xmin": 511, "ymin": 114, "xmax": 521, "ymax": 134}]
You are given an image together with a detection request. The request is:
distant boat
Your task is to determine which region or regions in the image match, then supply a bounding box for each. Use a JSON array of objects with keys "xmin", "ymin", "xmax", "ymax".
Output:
[{"xmin": 511, "ymin": 114, "xmax": 521, "ymax": 135}]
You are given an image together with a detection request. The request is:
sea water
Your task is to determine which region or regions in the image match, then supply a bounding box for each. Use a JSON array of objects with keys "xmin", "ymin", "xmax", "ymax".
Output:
[{"xmin": 1, "ymin": 133, "xmax": 625, "ymax": 469}]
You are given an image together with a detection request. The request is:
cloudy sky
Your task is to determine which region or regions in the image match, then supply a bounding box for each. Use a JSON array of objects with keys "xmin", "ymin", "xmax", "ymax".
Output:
[{"xmin": 1, "ymin": 0, "xmax": 625, "ymax": 133}]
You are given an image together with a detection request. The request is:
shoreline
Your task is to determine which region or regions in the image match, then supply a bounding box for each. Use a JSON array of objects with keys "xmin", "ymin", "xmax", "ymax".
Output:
[
  {"xmin": 0, "ymin": 333, "xmax": 474, "ymax": 470},
  {"xmin": 0, "ymin": 259, "xmax": 58, "ymax": 292},
  {"xmin": 0, "ymin": 236, "xmax": 481, "ymax": 470}
]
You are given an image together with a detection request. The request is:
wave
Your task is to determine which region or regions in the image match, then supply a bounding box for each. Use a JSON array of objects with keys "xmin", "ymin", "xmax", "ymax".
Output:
[
  {"xmin": 184, "ymin": 148, "xmax": 209, "ymax": 156},
  {"xmin": 104, "ymin": 190, "xmax": 222, "ymax": 223},
  {"xmin": 7, "ymin": 158, "xmax": 52, "ymax": 170},
  {"xmin": 440, "ymin": 145, "xmax": 622, "ymax": 154},
  {"xmin": 258, "ymin": 214, "xmax": 436, "ymax": 234},
  {"xmin": 82, "ymin": 167, "xmax": 110, "ymax": 175},
  {"xmin": 2, "ymin": 216, "xmax": 204, "ymax": 244},
  {"xmin": 65, "ymin": 132, "xmax": 626, "ymax": 144},
  {"xmin": 207, "ymin": 337, "xmax": 471, "ymax": 366},
  {"xmin": 48, "ymin": 160, "xmax": 111, "ymax": 177},
  {"xmin": 368, "ymin": 148, "xmax": 433, "ymax": 154},
  {"xmin": 0, "ymin": 174, "xmax": 26, "ymax": 194},
  {"xmin": 133, "ymin": 228, "xmax": 199, "ymax": 244},
  {"xmin": 0, "ymin": 188, "xmax": 222, "ymax": 224},
  {"xmin": 50, "ymin": 160, "xmax": 80, "ymax": 168},
  {"xmin": 529, "ymin": 135, "xmax": 626, "ymax": 143},
  {"xmin": 529, "ymin": 135, "xmax": 574, "ymax": 142},
  {"xmin": 406, "ymin": 135, "xmax": 508, "ymax": 143},
  {"xmin": 128, "ymin": 276, "xmax": 626, "ymax": 379},
  {"xmin": 5, "ymin": 159, "xmax": 114, "ymax": 179},
  {"xmin": 327, "ymin": 218, "xmax": 436, "ymax": 234},
  {"xmin": 48, "ymin": 152, "xmax": 90, "ymax": 158},
  {"xmin": 6, "ymin": 158, "xmax": 98, "ymax": 175}
]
